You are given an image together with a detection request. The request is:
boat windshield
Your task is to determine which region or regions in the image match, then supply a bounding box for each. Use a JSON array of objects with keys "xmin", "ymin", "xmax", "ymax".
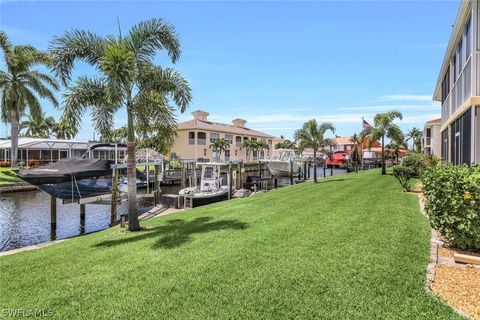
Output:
[{"xmin": 203, "ymin": 166, "xmax": 214, "ymax": 179}]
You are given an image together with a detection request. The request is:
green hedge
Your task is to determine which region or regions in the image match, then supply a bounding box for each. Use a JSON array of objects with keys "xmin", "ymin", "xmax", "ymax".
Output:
[
  {"xmin": 422, "ymin": 164, "xmax": 480, "ymax": 249},
  {"xmin": 402, "ymin": 153, "xmax": 438, "ymax": 178}
]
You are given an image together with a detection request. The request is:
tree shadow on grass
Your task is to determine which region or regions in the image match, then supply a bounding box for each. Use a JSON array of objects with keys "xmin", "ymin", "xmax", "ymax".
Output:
[{"xmin": 94, "ymin": 216, "xmax": 249, "ymax": 249}]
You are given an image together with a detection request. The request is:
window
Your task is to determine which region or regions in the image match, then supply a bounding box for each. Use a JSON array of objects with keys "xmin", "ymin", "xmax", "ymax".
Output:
[
  {"xmin": 235, "ymin": 136, "xmax": 242, "ymax": 147},
  {"xmin": 453, "ymin": 55, "xmax": 457, "ymax": 82},
  {"xmin": 188, "ymin": 132, "xmax": 195, "ymax": 145},
  {"xmin": 457, "ymin": 39, "xmax": 463, "ymax": 75},
  {"xmin": 441, "ymin": 67, "xmax": 450, "ymax": 104},
  {"xmin": 204, "ymin": 149, "xmax": 207, "ymax": 156},
  {"xmin": 252, "ymin": 150, "xmax": 258, "ymax": 160},
  {"xmin": 210, "ymin": 132, "xmax": 219, "ymax": 142},
  {"xmin": 225, "ymin": 150, "xmax": 230, "ymax": 161},
  {"xmin": 450, "ymin": 109, "xmax": 471, "ymax": 165},
  {"xmin": 347, "ymin": 146, "xmax": 352, "ymax": 151},
  {"xmin": 225, "ymin": 134, "xmax": 233, "ymax": 144},
  {"xmin": 197, "ymin": 132, "xmax": 206, "ymax": 145},
  {"xmin": 465, "ymin": 17, "xmax": 472, "ymax": 58},
  {"xmin": 441, "ymin": 129, "xmax": 448, "ymax": 161},
  {"xmin": 171, "ymin": 153, "xmax": 177, "ymax": 160}
]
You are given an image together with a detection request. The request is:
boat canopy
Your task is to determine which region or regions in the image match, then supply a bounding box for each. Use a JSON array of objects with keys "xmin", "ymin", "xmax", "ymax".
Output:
[{"xmin": 18, "ymin": 158, "xmax": 112, "ymax": 185}]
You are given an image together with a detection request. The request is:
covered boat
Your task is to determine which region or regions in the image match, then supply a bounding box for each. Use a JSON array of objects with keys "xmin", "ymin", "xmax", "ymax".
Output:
[{"xmin": 18, "ymin": 158, "xmax": 112, "ymax": 199}]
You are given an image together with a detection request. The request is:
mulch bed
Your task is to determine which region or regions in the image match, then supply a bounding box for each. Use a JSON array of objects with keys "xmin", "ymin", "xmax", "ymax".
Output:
[{"xmin": 432, "ymin": 245, "xmax": 480, "ymax": 320}]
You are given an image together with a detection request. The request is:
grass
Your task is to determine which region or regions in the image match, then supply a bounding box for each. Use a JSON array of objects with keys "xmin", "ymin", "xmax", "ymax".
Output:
[
  {"xmin": 0, "ymin": 169, "xmax": 462, "ymax": 319},
  {"xmin": 0, "ymin": 167, "xmax": 22, "ymax": 184}
]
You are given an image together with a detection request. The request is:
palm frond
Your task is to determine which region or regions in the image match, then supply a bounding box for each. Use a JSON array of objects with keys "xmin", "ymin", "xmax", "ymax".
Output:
[
  {"xmin": 49, "ymin": 29, "xmax": 106, "ymax": 85},
  {"xmin": 139, "ymin": 64, "xmax": 191, "ymax": 112},
  {"xmin": 126, "ymin": 18, "xmax": 181, "ymax": 63}
]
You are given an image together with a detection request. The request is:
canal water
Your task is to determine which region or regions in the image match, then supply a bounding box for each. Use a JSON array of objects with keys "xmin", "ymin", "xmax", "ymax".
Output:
[{"xmin": 0, "ymin": 167, "xmax": 346, "ymax": 252}]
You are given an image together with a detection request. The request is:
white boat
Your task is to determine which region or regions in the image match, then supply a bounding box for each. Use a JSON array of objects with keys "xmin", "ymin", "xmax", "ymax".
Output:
[
  {"xmin": 265, "ymin": 149, "xmax": 301, "ymax": 176},
  {"xmin": 179, "ymin": 162, "xmax": 231, "ymax": 207}
]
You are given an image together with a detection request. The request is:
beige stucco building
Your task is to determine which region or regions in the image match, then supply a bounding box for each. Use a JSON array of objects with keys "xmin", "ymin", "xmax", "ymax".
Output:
[
  {"xmin": 422, "ymin": 118, "xmax": 442, "ymax": 158},
  {"xmin": 169, "ymin": 110, "xmax": 282, "ymax": 162}
]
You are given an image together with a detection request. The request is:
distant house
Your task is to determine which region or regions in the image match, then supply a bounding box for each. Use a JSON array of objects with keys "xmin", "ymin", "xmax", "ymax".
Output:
[
  {"xmin": 170, "ymin": 110, "xmax": 282, "ymax": 162},
  {"xmin": 423, "ymin": 118, "xmax": 442, "ymax": 158},
  {"xmin": 0, "ymin": 138, "xmax": 126, "ymax": 165},
  {"xmin": 433, "ymin": 0, "xmax": 479, "ymax": 164}
]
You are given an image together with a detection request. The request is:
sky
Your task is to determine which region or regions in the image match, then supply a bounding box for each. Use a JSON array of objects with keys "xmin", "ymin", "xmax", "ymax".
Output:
[{"xmin": 0, "ymin": 0, "xmax": 460, "ymax": 141}]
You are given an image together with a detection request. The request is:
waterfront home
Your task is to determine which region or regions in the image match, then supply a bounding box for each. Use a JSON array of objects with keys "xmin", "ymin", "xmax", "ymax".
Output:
[
  {"xmin": 433, "ymin": 0, "xmax": 480, "ymax": 164},
  {"xmin": 169, "ymin": 110, "xmax": 282, "ymax": 162},
  {"xmin": 422, "ymin": 118, "xmax": 442, "ymax": 158},
  {"xmin": 0, "ymin": 138, "xmax": 126, "ymax": 165}
]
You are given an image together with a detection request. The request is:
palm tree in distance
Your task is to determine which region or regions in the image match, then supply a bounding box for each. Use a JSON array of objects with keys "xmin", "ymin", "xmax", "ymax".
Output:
[
  {"xmin": 350, "ymin": 133, "xmax": 362, "ymax": 172},
  {"xmin": 241, "ymin": 139, "xmax": 258, "ymax": 163},
  {"xmin": 20, "ymin": 113, "xmax": 56, "ymax": 138},
  {"xmin": 0, "ymin": 31, "xmax": 59, "ymax": 169},
  {"xmin": 361, "ymin": 111, "xmax": 404, "ymax": 175},
  {"xmin": 209, "ymin": 138, "xmax": 230, "ymax": 162},
  {"xmin": 294, "ymin": 119, "xmax": 335, "ymax": 182},
  {"xmin": 406, "ymin": 127, "xmax": 422, "ymax": 152},
  {"xmin": 49, "ymin": 19, "xmax": 192, "ymax": 231}
]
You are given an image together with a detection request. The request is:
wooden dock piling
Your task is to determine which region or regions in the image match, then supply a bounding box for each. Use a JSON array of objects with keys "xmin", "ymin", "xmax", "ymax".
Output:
[
  {"xmin": 290, "ymin": 160, "xmax": 294, "ymax": 185},
  {"xmin": 110, "ymin": 168, "xmax": 119, "ymax": 226},
  {"xmin": 80, "ymin": 204, "xmax": 86, "ymax": 234},
  {"xmin": 50, "ymin": 196, "xmax": 57, "ymax": 241}
]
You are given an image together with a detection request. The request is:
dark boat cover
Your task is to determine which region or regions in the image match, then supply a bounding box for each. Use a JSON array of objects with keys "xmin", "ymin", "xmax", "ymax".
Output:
[{"xmin": 18, "ymin": 158, "xmax": 112, "ymax": 185}]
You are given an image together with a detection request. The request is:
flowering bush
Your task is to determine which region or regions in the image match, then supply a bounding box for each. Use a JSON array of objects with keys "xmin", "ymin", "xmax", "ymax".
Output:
[
  {"xmin": 28, "ymin": 159, "xmax": 40, "ymax": 168},
  {"xmin": 422, "ymin": 164, "xmax": 480, "ymax": 249},
  {"xmin": 0, "ymin": 161, "xmax": 11, "ymax": 167}
]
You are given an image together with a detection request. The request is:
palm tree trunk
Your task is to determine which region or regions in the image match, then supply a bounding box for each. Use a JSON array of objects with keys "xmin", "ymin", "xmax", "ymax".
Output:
[
  {"xmin": 313, "ymin": 150, "xmax": 317, "ymax": 183},
  {"xmin": 10, "ymin": 108, "xmax": 19, "ymax": 170},
  {"xmin": 381, "ymin": 136, "xmax": 386, "ymax": 175},
  {"xmin": 126, "ymin": 106, "xmax": 140, "ymax": 231}
]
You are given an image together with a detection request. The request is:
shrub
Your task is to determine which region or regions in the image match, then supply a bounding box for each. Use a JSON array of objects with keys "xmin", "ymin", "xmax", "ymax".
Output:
[
  {"xmin": 393, "ymin": 166, "xmax": 414, "ymax": 192},
  {"xmin": 27, "ymin": 159, "xmax": 40, "ymax": 168},
  {"xmin": 402, "ymin": 153, "xmax": 437, "ymax": 178},
  {"xmin": 0, "ymin": 161, "xmax": 10, "ymax": 167},
  {"xmin": 422, "ymin": 164, "xmax": 480, "ymax": 250},
  {"xmin": 17, "ymin": 161, "xmax": 26, "ymax": 170}
]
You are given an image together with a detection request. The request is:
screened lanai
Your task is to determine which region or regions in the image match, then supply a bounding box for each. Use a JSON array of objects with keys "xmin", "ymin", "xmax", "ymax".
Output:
[{"xmin": 0, "ymin": 138, "xmax": 127, "ymax": 165}]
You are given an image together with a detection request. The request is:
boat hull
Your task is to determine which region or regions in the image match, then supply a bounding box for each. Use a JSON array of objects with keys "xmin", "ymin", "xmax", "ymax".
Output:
[
  {"xmin": 38, "ymin": 178, "xmax": 112, "ymax": 200},
  {"xmin": 179, "ymin": 187, "xmax": 229, "ymax": 207},
  {"xmin": 266, "ymin": 161, "xmax": 300, "ymax": 176}
]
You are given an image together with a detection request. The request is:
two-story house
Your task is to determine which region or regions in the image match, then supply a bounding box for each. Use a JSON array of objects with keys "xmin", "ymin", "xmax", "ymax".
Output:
[
  {"xmin": 422, "ymin": 118, "xmax": 442, "ymax": 158},
  {"xmin": 433, "ymin": 0, "xmax": 480, "ymax": 164},
  {"xmin": 170, "ymin": 110, "xmax": 282, "ymax": 162}
]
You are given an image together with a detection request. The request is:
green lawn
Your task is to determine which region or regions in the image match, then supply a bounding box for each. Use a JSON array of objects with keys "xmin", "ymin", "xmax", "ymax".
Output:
[
  {"xmin": 0, "ymin": 170, "xmax": 461, "ymax": 319},
  {"xmin": 0, "ymin": 167, "xmax": 22, "ymax": 184}
]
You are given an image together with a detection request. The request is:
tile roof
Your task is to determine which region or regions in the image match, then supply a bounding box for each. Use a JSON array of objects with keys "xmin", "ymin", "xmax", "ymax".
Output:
[
  {"xmin": 177, "ymin": 119, "xmax": 276, "ymax": 139},
  {"xmin": 426, "ymin": 118, "xmax": 442, "ymax": 124},
  {"xmin": 334, "ymin": 136, "xmax": 354, "ymax": 145}
]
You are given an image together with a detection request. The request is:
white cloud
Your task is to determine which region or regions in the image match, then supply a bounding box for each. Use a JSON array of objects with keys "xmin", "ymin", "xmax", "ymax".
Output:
[
  {"xmin": 379, "ymin": 94, "xmax": 433, "ymax": 102},
  {"xmin": 338, "ymin": 103, "xmax": 440, "ymax": 112}
]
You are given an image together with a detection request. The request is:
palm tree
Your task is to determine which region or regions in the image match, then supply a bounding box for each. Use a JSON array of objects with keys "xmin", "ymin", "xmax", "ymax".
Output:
[
  {"xmin": 256, "ymin": 140, "xmax": 269, "ymax": 159},
  {"xmin": 209, "ymin": 138, "xmax": 230, "ymax": 162},
  {"xmin": 386, "ymin": 139, "xmax": 407, "ymax": 165},
  {"xmin": 52, "ymin": 120, "xmax": 77, "ymax": 140},
  {"xmin": 20, "ymin": 113, "xmax": 55, "ymax": 138},
  {"xmin": 350, "ymin": 133, "xmax": 362, "ymax": 172},
  {"xmin": 406, "ymin": 127, "xmax": 422, "ymax": 152},
  {"xmin": 294, "ymin": 119, "xmax": 335, "ymax": 182},
  {"xmin": 241, "ymin": 139, "xmax": 258, "ymax": 162},
  {"xmin": 0, "ymin": 31, "xmax": 59, "ymax": 169},
  {"xmin": 274, "ymin": 139, "xmax": 296, "ymax": 150},
  {"xmin": 360, "ymin": 111, "xmax": 403, "ymax": 175},
  {"xmin": 49, "ymin": 19, "xmax": 192, "ymax": 231}
]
